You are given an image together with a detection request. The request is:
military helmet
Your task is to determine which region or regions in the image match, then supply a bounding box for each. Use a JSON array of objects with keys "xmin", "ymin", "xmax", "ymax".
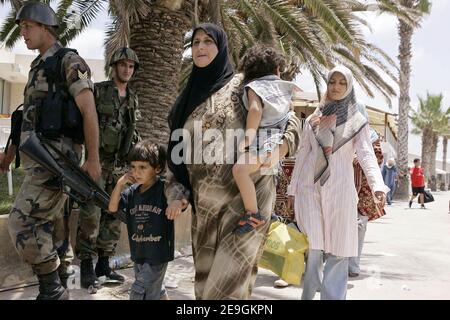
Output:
[
  {"xmin": 15, "ymin": 1, "xmax": 59, "ymax": 27},
  {"xmin": 109, "ymin": 47, "xmax": 140, "ymax": 70}
]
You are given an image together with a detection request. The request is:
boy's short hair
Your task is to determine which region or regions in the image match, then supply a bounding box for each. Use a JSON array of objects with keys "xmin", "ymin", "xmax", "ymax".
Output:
[
  {"xmin": 128, "ymin": 140, "xmax": 166, "ymax": 171},
  {"xmin": 240, "ymin": 44, "xmax": 286, "ymax": 84},
  {"xmin": 413, "ymin": 158, "xmax": 421, "ymax": 163}
]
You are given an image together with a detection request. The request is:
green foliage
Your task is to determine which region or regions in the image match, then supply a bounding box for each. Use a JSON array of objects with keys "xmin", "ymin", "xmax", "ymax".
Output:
[{"xmin": 411, "ymin": 93, "xmax": 450, "ymax": 136}]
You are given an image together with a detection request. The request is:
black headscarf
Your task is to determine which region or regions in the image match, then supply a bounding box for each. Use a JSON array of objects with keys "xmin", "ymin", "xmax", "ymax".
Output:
[{"xmin": 167, "ymin": 23, "xmax": 234, "ymax": 209}]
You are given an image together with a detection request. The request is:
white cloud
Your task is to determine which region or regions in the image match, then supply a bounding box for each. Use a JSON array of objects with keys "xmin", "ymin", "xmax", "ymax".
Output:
[
  {"xmin": 411, "ymin": 46, "xmax": 425, "ymax": 64},
  {"xmin": 67, "ymin": 28, "xmax": 105, "ymax": 60},
  {"xmin": 431, "ymin": 0, "xmax": 450, "ymax": 12},
  {"xmin": 358, "ymin": 12, "xmax": 397, "ymax": 38}
]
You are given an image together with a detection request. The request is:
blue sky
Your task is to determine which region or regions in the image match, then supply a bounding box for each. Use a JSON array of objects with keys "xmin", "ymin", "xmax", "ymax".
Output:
[{"xmin": 1, "ymin": 1, "xmax": 449, "ymax": 160}]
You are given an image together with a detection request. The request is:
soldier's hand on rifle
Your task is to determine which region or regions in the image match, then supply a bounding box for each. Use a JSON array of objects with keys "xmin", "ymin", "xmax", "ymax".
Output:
[
  {"xmin": 81, "ymin": 157, "xmax": 102, "ymax": 181},
  {"xmin": 166, "ymin": 199, "xmax": 189, "ymax": 220}
]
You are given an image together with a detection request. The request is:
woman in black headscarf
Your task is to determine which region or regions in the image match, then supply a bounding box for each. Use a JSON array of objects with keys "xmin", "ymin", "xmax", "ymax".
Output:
[{"xmin": 168, "ymin": 23, "xmax": 301, "ymax": 300}]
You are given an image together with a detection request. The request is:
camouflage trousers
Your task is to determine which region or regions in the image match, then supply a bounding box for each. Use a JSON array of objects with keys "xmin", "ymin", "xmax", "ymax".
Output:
[
  {"xmin": 8, "ymin": 167, "xmax": 73, "ymax": 276},
  {"xmin": 75, "ymin": 168, "xmax": 122, "ymax": 260}
]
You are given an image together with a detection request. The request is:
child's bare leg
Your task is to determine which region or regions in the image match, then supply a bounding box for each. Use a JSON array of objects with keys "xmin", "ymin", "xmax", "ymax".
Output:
[
  {"xmin": 419, "ymin": 193, "xmax": 424, "ymax": 205},
  {"xmin": 233, "ymin": 152, "xmax": 262, "ymax": 213}
]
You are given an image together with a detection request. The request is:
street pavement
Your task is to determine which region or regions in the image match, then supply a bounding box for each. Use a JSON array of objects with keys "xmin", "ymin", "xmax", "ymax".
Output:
[{"xmin": 1, "ymin": 191, "xmax": 449, "ymax": 300}]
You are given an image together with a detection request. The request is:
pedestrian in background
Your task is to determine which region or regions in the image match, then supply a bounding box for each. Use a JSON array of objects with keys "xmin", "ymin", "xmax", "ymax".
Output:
[
  {"xmin": 409, "ymin": 158, "xmax": 426, "ymax": 209},
  {"xmin": 382, "ymin": 158, "xmax": 398, "ymax": 205}
]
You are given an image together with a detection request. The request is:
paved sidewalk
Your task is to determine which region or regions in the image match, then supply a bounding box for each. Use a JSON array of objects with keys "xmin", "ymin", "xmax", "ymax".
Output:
[{"xmin": 1, "ymin": 191, "xmax": 449, "ymax": 300}]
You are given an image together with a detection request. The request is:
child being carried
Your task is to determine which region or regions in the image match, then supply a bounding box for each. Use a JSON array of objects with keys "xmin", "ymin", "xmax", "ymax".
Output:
[{"xmin": 232, "ymin": 44, "xmax": 300, "ymax": 234}]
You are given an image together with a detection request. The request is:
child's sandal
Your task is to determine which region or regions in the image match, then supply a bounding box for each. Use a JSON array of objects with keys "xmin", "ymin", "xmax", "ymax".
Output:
[{"xmin": 233, "ymin": 211, "xmax": 267, "ymax": 234}]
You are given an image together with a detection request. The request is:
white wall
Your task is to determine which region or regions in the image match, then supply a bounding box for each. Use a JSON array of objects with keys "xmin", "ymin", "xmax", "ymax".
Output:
[{"xmin": 0, "ymin": 49, "xmax": 15, "ymax": 64}]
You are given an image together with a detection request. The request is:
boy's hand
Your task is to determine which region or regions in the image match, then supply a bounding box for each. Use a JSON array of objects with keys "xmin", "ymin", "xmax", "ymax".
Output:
[
  {"xmin": 166, "ymin": 199, "xmax": 189, "ymax": 220},
  {"xmin": 118, "ymin": 172, "xmax": 136, "ymax": 187}
]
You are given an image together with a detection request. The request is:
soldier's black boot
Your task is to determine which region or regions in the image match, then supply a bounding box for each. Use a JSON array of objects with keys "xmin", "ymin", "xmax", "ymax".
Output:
[
  {"xmin": 36, "ymin": 270, "xmax": 69, "ymax": 300},
  {"xmin": 80, "ymin": 259, "xmax": 101, "ymax": 289},
  {"xmin": 58, "ymin": 264, "xmax": 75, "ymax": 289},
  {"xmin": 95, "ymin": 256, "xmax": 125, "ymax": 283}
]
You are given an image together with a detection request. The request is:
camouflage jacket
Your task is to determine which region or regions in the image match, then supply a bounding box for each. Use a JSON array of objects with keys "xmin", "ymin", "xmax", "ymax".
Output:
[
  {"xmin": 95, "ymin": 80, "xmax": 139, "ymax": 171},
  {"xmin": 20, "ymin": 42, "xmax": 93, "ymax": 169}
]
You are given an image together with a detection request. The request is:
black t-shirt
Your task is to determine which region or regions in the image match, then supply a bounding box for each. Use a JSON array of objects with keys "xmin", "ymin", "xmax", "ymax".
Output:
[{"xmin": 119, "ymin": 179, "xmax": 174, "ymax": 265}]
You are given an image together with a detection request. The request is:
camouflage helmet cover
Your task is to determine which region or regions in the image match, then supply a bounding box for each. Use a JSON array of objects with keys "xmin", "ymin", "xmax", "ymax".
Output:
[
  {"xmin": 109, "ymin": 47, "xmax": 140, "ymax": 69},
  {"xmin": 15, "ymin": 1, "xmax": 59, "ymax": 27}
]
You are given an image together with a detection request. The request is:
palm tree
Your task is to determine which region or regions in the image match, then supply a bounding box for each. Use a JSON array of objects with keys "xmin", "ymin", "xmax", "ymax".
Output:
[
  {"xmin": 441, "ymin": 117, "xmax": 450, "ymax": 191},
  {"xmin": 375, "ymin": 0, "xmax": 431, "ymax": 199},
  {"xmin": 438, "ymin": 112, "xmax": 450, "ymax": 190},
  {"xmin": 1, "ymin": 0, "xmax": 415, "ymax": 145},
  {"xmin": 410, "ymin": 93, "xmax": 448, "ymax": 191}
]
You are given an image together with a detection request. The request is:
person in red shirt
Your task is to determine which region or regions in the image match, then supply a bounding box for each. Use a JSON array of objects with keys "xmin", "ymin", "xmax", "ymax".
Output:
[{"xmin": 409, "ymin": 158, "xmax": 426, "ymax": 209}]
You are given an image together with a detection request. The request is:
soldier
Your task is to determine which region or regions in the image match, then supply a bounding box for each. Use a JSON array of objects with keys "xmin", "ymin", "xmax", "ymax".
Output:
[
  {"xmin": 75, "ymin": 47, "xmax": 140, "ymax": 288},
  {"xmin": 6, "ymin": 2, "xmax": 101, "ymax": 300}
]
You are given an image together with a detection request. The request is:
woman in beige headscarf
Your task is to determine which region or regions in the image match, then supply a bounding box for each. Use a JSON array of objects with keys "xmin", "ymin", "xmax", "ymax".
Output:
[{"xmin": 287, "ymin": 66, "xmax": 389, "ymax": 300}]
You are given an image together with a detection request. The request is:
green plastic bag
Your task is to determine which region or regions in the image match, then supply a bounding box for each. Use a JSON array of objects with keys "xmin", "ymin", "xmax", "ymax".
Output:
[{"xmin": 258, "ymin": 221, "xmax": 309, "ymax": 285}]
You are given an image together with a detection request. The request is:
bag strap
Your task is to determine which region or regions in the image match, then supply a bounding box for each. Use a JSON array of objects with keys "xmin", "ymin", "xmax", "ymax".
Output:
[
  {"xmin": 43, "ymin": 47, "xmax": 78, "ymax": 96},
  {"xmin": 5, "ymin": 104, "xmax": 23, "ymax": 168}
]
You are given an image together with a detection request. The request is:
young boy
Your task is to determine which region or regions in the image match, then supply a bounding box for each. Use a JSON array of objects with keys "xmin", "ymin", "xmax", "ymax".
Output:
[
  {"xmin": 109, "ymin": 140, "xmax": 188, "ymax": 300},
  {"xmin": 409, "ymin": 158, "xmax": 426, "ymax": 209}
]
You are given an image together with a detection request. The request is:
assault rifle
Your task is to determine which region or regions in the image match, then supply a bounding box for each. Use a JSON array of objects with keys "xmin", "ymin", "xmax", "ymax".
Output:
[{"xmin": 19, "ymin": 132, "xmax": 126, "ymax": 223}]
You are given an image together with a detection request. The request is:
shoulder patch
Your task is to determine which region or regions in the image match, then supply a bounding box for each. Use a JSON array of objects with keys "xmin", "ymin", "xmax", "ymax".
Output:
[{"xmin": 77, "ymin": 69, "xmax": 89, "ymax": 80}]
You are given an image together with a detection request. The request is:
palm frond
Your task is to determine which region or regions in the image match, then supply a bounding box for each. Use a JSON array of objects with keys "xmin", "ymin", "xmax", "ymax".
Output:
[
  {"xmin": 0, "ymin": 10, "xmax": 20, "ymax": 48},
  {"xmin": 59, "ymin": 0, "xmax": 107, "ymax": 45},
  {"xmin": 261, "ymin": 1, "xmax": 328, "ymax": 65},
  {"xmin": 301, "ymin": 0, "xmax": 355, "ymax": 45}
]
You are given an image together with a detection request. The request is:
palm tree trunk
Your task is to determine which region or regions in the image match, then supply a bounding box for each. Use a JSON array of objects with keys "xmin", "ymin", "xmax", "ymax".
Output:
[
  {"xmin": 395, "ymin": 19, "xmax": 414, "ymax": 200},
  {"xmin": 443, "ymin": 136, "xmax": 448, "ymax": 190},
  {"xmin": 443, "ymin": 136, "xmax": 448, "ymax": 171},
  {"xmin": 129, "ymin": 2, "xmax": 192, "ymax": 145},
  {"xmin": 428, "ymin": 133, "xmax": 439, "ymax": 191},
  {"xmin": 421, "ymin": 127, "xmax": 433, "ymax": 182},
  {"xmin": 207, "ymin": 0, "xmax": 222, "ymax": 25}
]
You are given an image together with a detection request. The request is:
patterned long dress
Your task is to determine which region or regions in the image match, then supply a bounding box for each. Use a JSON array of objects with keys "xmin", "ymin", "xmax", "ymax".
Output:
[
  {"xmin": 183, "ymin": 74, "xmax": 300, "ymax": 299},
  {"xmin": 353, "ymin": 138, "xmax": 386, "ymax": 221}
]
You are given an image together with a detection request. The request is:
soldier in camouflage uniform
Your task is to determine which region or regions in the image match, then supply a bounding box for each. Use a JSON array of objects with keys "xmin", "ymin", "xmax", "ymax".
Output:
[
  {"xmin": 7, "ymin": 2, "xmax": 101, "ymax": 300},
  {"xmin": 75, "ymin": 47, "xmax": 140, "ymax": 288}
]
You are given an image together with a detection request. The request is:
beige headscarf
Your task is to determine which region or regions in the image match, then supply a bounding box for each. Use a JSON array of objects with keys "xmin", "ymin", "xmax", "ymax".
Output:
[{"xmin": 309, "ymin": 65, "xmax": 368, "ymax": 186}]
